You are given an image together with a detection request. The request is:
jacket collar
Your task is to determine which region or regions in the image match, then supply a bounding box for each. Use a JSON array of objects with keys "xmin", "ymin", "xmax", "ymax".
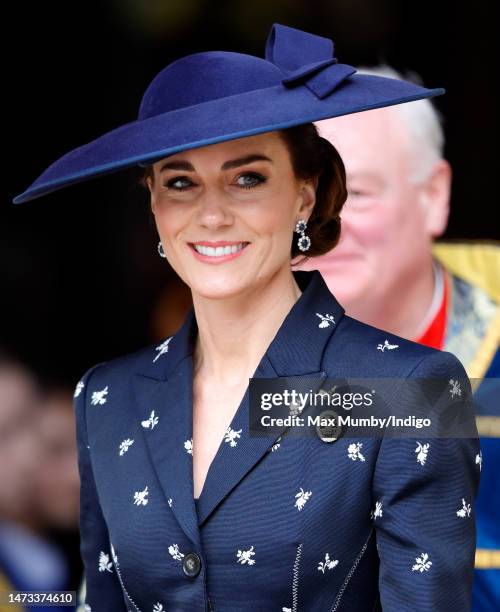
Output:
[
  {"xmin": 132, "ymin": 270, "xmax": 345, "ymax": 546},
  {"xmin": 138, "ymin": 269, "xmax": 345, "ymax": 381}
]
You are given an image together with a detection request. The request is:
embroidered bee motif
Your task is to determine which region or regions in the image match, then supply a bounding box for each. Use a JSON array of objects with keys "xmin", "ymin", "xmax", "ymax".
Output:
[
  {"xmin": 141, "ymin": 410, "xmax": 159, "ymax": 430},
  {"xmin": 412, "ymin": 552, "xmax": 432, "ymax": 572},
  {"xmin": 347, "ymin": 442, "xmax": 365, "ymax": 462},
  {"xmin": 133, "ymin": 486, "xmax": 149, "ymax": 506},
  {"xmin": 318, "ymin": 552, "xmax": 339, "ymax": 573},
  {"xmin": 74, "ymin": 380, "xmax": 84, "ymax": 398},
  {"xmin": 119, "ymin": 439, "xmax": 134, "ymax": 456},
  {"xmin": 236, "ymin": 545, "xmax": 256, "ymax": 565},
  {"xmin": 98, "ymin": 551, "xmax": 113, "ymax": 573},
  {"xmin": 377, "ymin": 340, "xmax": 399, "ymax": 352},
  {"xmin": 110, "ymin": 543, "xmax": 118, "ymax": 565},
  {"xmin": 91, "ymin": 386, "xmax": 109, "ymax": 405},
  {"xmin": 449, "ymin": 378, "xmax": 462, "ymax": 398},
  {"xmin": 371, "ymin": 500, "xmax": 383, "ymax": 520},
  {"xmin": 475, "ymin": 451, "xmax": 482, "ymax": 471},
  {"xmin": 224, "ymin": 426, "xmax": 242, "ymax": 447},
  {"xmin": 415, "ymin": 442, "xmax": 430, "ymax": 466},
  {"xmin": 294, "ymin": 487, "xmax": 312, "ymax": 510},
  {"xmin": 168, "ymin": 544, "xmax": 185, "ymax": 561},
  {"xmin": 153, "ymin": 337, "xmax": 173, "ymax": 362},
  {"xmin": 456, "ymin": 498, "xmax": 471, "ymax": 518},
  {"xmin": 270, "ymin": 436, "xmax": 282, "ymax": 452},
  {"xmin": 316, "ymin": 313, "xmax": 335, "ymax": 328}
]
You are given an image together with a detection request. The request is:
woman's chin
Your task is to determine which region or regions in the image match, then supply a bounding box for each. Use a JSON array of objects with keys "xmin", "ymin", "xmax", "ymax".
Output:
[{"xmin": 188, "ymin": 275, "xmax": 251, "ymax": 301}]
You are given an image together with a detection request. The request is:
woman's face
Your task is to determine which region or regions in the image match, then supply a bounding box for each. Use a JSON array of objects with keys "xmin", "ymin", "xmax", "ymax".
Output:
[{"xmin": 147, "ymin": 131, "xmax": 316, "ymax": 299}]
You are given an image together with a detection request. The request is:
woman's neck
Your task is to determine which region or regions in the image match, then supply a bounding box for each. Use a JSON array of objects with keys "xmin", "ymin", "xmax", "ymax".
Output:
[{"xmin": 192, "ymin": 267, "xmax": 302, "ymax": 385}]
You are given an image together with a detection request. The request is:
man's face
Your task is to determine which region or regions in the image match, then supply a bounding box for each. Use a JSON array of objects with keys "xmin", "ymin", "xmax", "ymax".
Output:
[{"xmin": 297, "ymin": 107, "xmax": 445, "ymax": 308}]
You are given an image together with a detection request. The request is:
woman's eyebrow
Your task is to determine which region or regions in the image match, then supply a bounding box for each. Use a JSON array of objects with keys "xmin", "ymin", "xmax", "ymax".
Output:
[{"xmin": 159, "ymin": 154, "xmax": 273, "ymax": 173}]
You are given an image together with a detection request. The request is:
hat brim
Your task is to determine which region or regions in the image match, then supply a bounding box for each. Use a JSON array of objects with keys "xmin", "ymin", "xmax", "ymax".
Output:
[{"xmin": 12, "ymin": 75, "xmax": 444, "ymax": 204}]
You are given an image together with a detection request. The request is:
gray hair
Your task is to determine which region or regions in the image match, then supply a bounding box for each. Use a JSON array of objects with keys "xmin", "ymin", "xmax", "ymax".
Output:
[{"xmin": 355, "ymin": 64, "xmax": 446, "ymax": 183}]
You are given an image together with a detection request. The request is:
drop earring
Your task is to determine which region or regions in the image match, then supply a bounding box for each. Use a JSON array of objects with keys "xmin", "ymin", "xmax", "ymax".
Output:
[
  {"xmin": 157, "ymin": 240, "xmax": 167, "ymax": 258},
  {"xmin": 294, "ymin": 219, "xmax": 311, "ymax": 252}
]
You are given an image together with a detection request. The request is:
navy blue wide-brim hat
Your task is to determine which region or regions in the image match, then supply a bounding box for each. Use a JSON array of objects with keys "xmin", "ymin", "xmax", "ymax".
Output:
[{"xmin": 12, "ymin": 23, "xmax": 444, "ymax": 205}]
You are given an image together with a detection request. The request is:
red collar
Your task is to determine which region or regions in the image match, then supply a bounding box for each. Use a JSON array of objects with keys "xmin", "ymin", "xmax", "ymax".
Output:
[{"xmin": 416, "ymin": 268, "xmax": 449, "ymax": 349}]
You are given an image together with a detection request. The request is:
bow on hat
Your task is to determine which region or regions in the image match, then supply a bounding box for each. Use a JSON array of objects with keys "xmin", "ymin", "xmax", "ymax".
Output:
[{"xmin": 265, "ymin": 23, "xmax": 356, "ymax": 99}]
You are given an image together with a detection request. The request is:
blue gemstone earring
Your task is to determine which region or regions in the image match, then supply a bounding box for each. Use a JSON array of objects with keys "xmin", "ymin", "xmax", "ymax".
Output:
[
  {"xmin": 294, "ymin": 219, "xmax": 311, "ymax": 252},
  {"xmin": 157, "ymin": 240, "xmax": 167, "ymax": 258}
]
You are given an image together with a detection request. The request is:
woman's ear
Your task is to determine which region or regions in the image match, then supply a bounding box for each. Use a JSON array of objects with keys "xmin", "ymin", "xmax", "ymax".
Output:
[
  {"xmin": 298, "ymin": 177, "xmax": 318, "ymax": 220},
  {"xmin": 146, "ymin": 176, "xmax": 156, "ymax": 214}
]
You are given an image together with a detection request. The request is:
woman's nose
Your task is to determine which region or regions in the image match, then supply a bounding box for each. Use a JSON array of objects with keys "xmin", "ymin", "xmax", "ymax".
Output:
[{"xmin": 195, "ymin": 188, "xmax": 233, "ymax": 229}]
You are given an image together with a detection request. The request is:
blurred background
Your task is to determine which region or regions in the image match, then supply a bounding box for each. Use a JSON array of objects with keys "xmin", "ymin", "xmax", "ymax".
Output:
[{"xmin": 2, "ymin": 0, "xmax": 498, "ymax": 607}]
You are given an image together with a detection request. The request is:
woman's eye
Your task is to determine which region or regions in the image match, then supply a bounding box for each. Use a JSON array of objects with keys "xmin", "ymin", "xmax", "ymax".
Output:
[
  {"xmin": 236, "ymin": 172, "xmax": 267, "ymax": 189},
  {"xmin": 164, "ymin": 176, "xmax": 193, "ymax": 190}
]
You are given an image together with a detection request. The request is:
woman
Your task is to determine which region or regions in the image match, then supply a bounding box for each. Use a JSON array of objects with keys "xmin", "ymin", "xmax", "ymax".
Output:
[{"xmin": 13, "ymin": 23, "xmax": 480, "ymax": 612}]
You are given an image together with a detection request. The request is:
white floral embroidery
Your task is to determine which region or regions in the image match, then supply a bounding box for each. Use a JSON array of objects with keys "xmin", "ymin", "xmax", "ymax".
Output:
[
  {"xmin": 377, "ymin": 340, "xmax": 399, "ymax": 352},
  {"xmin": 317, "ymin": 552, "xmax": 339, "ymax": 573},
  {"xmin": 153, "ymin": 337, "xmax": 173, "ymax": 362},
  {"xmin": 270, "ymin": 436, "xmax": 282, "ymax": 452},
  {"xmin": 133, "ymin": 486, "xmax": 149, "ymax": 506},
  {"xmin": 98, "ymin": 551, "xmax": 113, "ymax": 573},
  {"xmin": 91, "ymin": 386, "xmax": 109, "ymax": 405},
  {"xmin": 74, "ymin": 380, "xmax": 84, "ymax": 398},
  {"xmin": 119, "ymin": 438, "xmax": 134, "ymax": 456},
  {"xmin": 282, "ymin": 608, "xmax": 292, "ymax": 612},
  {"xmin": 412, "ymin": 552, "xmax": 432, "ymax": 572},
  {"xmin": 110, "ymin": 542, "xmax": 118, "ymax": 565},
  {"xmin": 236, "ymin": 545, "xmax": 256, "ymax": 565},
  {"xmin": 476, "ymin": 451, "xmax": 482, "ymax": 471},
  {"xmin": 168, "ymin": 498, "xmax": 173, "ymax": 507},
  {"xmin": 141, "ymin": 410, "xmax": 159, "ymax": 430},
  {"xmin": 224, "ymin": 426, "xmax": 242, "ymax": 447},
  {"xmin": 316, "ymin": 313, "xmax": 335, "ymax": 328},
  {"xmin": 294, "ymin": 487, "xmax": 312, "ymax": 511},
  {"xmin": 415, "ymin": 442, "xmax": 430, "ymax": 466},
  {"xmin": 449, "ymin": 378, "xmax": 462, "ymax": 398},
  {"xmin": 348, "ymin": 442, "xmax": 365, "ymax": 462},
  {"xmin": 184, "ymin": 438, "xmax": 193, "ymax": 455},
  {"xmin": 168, "ymin": 543, "xmax": 185, "ymax": 561},
  {"xmin": 371, "ymin": 500, "xmax": 383, "ymax": 520},
  {"xmin": 456, "ymin": 498, "xmax": 472, "ymax": 518},
  {"xmin": 153, "ymin": 603, "xmax": 165, "ymax": 612}
]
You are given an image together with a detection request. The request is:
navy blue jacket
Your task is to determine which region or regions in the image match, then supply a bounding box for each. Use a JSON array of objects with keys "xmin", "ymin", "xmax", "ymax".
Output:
[{"xmin": 74, "ymin": 270, "xmax": 480, "ymax": 611}]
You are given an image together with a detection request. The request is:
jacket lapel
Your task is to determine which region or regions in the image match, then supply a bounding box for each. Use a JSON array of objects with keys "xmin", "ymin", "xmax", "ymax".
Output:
[
  {"xmin": 132, "ymin": 309, "xmax": 201, "ymax": 547},
  {"xmin": 132, "ymin": 270, "xmax": 345, "ymax": 543}
]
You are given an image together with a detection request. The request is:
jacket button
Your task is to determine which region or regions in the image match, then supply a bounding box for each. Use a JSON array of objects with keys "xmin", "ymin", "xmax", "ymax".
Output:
[
  {"xmin": 316, "ymin": 409, "xmax": 342, "ymax": 443},
  {"xmin": 182, "ymin": 552, "xmax": 202, "ymax": 577}
]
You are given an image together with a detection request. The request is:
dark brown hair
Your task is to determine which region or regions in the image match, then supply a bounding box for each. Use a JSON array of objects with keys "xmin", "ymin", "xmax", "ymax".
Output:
[{"xmin": 139, "ymin": 122, "xmax": 347, "ymax": 262}]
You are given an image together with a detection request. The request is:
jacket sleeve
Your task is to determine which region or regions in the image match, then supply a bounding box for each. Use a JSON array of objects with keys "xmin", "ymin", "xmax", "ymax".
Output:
[
  {"xmin": 372, "ymin": 350, "xmax": 481, "ymax": 611},
  {"xmin": 74, "ymin": 363, "xmax": 128, "ymax": 612}
]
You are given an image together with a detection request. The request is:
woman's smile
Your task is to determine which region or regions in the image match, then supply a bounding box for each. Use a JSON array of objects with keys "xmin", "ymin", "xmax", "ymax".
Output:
[{"xmin": 188, "ymin": 240, "xmax": 250, "ymax": 264}]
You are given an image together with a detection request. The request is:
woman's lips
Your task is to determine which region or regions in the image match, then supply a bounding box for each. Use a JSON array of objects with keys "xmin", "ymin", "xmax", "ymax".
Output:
[{"xmin": 188, "ymin": 241, "xmax": 250, "ymax": 263}]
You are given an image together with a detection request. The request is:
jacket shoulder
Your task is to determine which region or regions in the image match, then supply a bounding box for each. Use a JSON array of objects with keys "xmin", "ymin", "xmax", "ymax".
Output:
[
  {"xmin": 323, "ymin": 314, "xmax": 465, "ymax": 378},
  {"xmin": 75, "ymin": 337, "xmax": 171, "ymax": 388}
]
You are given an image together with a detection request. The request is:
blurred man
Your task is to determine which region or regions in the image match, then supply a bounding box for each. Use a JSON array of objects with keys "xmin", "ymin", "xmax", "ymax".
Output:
[
  {"xmin": 0, "ymin": 351, "xmax": 76, "ymax": 612},
  {"xmin": 32, "ymin": 387, "xmax": 80, "ymax": 530},
  {"xmin": 297, "ymin": 66, "xmax": 499, "ymax": 610}
]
